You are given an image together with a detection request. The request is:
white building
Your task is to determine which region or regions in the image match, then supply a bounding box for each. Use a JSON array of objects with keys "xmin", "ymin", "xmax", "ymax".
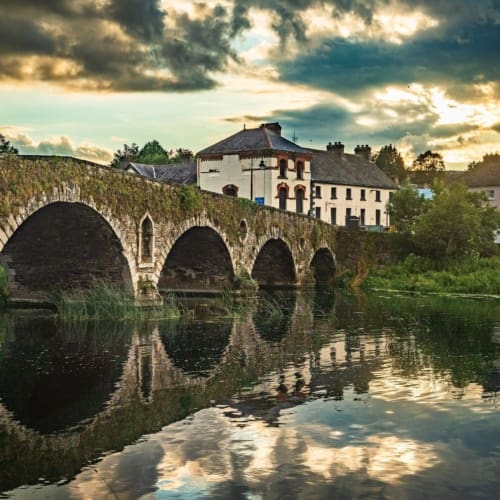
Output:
[
  {"xmin": 309, "ymin": 142, "xmax": 398, "ymax": 229},
  {"xmin": 197, "ymin": 123, "xmax": 312, "ymax": 214}
]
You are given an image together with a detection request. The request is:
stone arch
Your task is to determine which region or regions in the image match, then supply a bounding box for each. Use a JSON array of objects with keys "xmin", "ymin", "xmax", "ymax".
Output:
[
  {"xmin": 0, "ymin": 193, "xmax": 136, "ymax": 299},
  {"xmin": 222, "ymin": 184, "xmax": 238, "ymax": 197},
  {"xmin": 251, "ymin": 238, "xmax": 297, "ymax": 288},
  {"xmin": 310, "ymin": 247, "xmax": 336, "ymax": 286},
  {"xmin": 138, "ymin": 212, "xmax": 155, "ymax": 267},
  {"xmin": 157, "ymin": 219, "xmax": 235, "ymax": 292}
]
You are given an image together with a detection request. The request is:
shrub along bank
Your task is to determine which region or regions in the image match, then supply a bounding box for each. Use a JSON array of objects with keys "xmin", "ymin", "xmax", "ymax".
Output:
[{"xmin": 362, "ymin": 254, "xmax": 500, "ymax": 296}]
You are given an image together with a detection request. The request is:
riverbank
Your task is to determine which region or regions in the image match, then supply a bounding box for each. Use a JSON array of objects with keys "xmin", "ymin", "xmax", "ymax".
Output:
[{"xmin": 361, "ymin": 255, "xmax": 500, "ymax": 296}]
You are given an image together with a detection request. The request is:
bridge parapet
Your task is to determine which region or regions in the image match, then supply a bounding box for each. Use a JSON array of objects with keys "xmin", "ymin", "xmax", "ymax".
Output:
[{"xmin": 0, "ymin": 155, "xmax": 387, "ymax": 300}]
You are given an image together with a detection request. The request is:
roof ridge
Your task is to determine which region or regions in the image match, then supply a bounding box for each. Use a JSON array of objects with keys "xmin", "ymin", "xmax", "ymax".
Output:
[{"xmin": 261, "ymin": 125, "xmax": 272, "ymax": 148}]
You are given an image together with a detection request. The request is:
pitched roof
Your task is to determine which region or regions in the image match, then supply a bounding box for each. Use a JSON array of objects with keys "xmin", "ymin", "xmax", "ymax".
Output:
[
  {"xmin": 460, "ymin": 162, "xmax": 500, "ymax": 187},
  {"xmin": 197, "ymin": 124, "xmax": 310, "ymax": 157},
  {"xmin": 127, "ymin": 161, "xmax": 196, "ymax": 184},
  {"xmin": 308, "ymin": 148, "xmax": 398, "ymax": 189}
]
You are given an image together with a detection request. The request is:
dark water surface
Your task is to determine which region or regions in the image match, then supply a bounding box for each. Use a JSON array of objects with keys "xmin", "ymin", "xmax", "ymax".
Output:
[{"xmin": 0, "ymin": 291, "xmax": 499, "ymax": 499}]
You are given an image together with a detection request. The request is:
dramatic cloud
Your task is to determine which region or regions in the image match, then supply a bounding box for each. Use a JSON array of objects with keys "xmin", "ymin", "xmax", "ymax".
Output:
[
  {"xmin": 0, "ymin": 0, "xmax": 237, "ymax": 91},
  {"xmin": 4, "ymin": 131, "xmax": 112, "ymax": 163}
]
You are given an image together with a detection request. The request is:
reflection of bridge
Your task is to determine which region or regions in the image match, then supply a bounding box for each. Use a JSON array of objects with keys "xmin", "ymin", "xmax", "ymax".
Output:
[
  {"xmin": 0, "ymin": 156, "xmax": 347, "ymax": 301},
  {"xmin": 0, "ymin": 293, "xmax": 390, "ymax": 493}
]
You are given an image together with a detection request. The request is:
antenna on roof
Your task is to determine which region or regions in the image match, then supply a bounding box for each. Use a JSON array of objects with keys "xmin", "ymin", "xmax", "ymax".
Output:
[{"xmin": 292, "ymin": 130, "xmax": 298, "ymax": 142}]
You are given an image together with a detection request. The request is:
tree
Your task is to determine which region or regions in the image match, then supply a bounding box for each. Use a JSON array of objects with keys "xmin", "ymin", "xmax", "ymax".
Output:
[
  {"xmin": 110, "ymin": 143, "xmax": 139, "ymax": 169},
  {"xmin": 0, "ymin": 134, "xmax": 18, "ymax": 154},
  {"xmin": 411, "ymin": 150, "xmax": 445, "ymax": 185},
  {"xmin": 135, "ymin": 140, "xmax": 169, "ymax": 164},
  {"xmin": 374, "ymin": 144, "xmax": 406, "ymax": 181},
  {"xmin": 387, "ymin": 184, "xmax": 428, "ymax": 234},
  {"xmin": 413, "ymin": 183, "xmax": 500, "ymax": 260}
]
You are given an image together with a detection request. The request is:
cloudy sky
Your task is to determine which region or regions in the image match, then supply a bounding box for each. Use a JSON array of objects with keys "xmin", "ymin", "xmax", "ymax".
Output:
[{"xmin": 1, "ymin": 0, "xmax": 499, "ymax": 168}]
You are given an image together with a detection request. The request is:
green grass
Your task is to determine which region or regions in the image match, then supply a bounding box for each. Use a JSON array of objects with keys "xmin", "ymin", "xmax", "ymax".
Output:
[
  {"xmin": 50, "ymin": 283, "xmax": 181, "ymax": 322},
  {"xmin": 362, "ymin": 255, "xmax": 500, "ymax": 296}
]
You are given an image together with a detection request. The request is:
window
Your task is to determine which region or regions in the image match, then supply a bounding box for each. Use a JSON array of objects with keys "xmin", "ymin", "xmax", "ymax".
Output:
[
  {"xmin": 375, "ymin": 209, "xmax": 381, "ymax": 226},
  {"xmin": 345, "ymin": 207, "xmax": 351, "ymax": 224},
  {"xmin": 375, "ymin": 190, "xmax": 381, "ymax": 202},
  {"xmin": 296, "ymin": 188, "xmax": 304, "ymax": 214},
  {"xmin": 296, "ymin": 161, "xmax": 304, "ymax": 180},
  {"xmin": 315, "ymin": 185, "xmax": 322, "ymax": 197},
  {"xmin": 279, "ymin": 187, "xmax": 287, "ymax": 210},
  {"xmin": 360, "ymin": 208, "xmax": 365, "ymax": 226},
  {"xmin": 279, "ymin": 159, "xmax": 287, "ymax": 178},
  {"xmin": 140, "ymin": 215, "xmax": 154, "ymax": 264},
  {"xmin": 331, "ymin": 187, "xmax": 337, "ymax": 199},
  {"xmin": 222, "ymin": 184, "xmax": 238, "ymax": 197},
  {"xmin": 330, "ymin": 207, "xmax": 336, "ymax": 225},
  {"xmin": 487, "ymin": 190, "xmax": 495, "ymax": 199},
  {"xmin": 360, "ymin": 189, "xmax": 366, "ymax": 201},
  {"xmin": 315, "ymin": 207, "xmax": 321, "ymax": 219},
  {"xmin": 346, "ymin": 188, "xmax": 352, "ymax": 200}
]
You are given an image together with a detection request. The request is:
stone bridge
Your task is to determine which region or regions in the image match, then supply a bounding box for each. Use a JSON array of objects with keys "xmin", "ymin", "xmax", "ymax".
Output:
[{"xmin": 0, "ymin": 156, "xmax": 382, "ymax": 301}]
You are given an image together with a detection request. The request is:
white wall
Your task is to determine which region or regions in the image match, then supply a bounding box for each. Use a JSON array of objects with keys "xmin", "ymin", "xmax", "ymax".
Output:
[
  {"xmin": 312, "ymin": 183, "xmax": 394, "ymax": 228},
  {"xmin": 198, "ymin": 155, "xmax": 311, "ymax": 213}
]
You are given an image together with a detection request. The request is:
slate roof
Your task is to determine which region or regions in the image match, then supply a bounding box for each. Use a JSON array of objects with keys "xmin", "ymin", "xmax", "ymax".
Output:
[
  {"xmin": 308, "ymin": 148, "xmax": 398, "ymax": 189},
  {"xmin": 197, "ymin": 124, "xmax": 310, "ymax": 156},
  {"xmin": 127, "ymin": 161, "xmax": 197, "ymax": 184},
  {"xmin": 459, "ymin": 162, "xmax": 500, "ymax": 187}
]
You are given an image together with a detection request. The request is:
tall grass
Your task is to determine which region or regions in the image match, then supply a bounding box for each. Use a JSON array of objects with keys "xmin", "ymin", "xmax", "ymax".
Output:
[
  {"xmin": 363, "ymin": 255, "xmax": 500, "ymax": 296},
  {"xmin": 51, "ymin": 282, "xmax": 181, "ymax": 322}
]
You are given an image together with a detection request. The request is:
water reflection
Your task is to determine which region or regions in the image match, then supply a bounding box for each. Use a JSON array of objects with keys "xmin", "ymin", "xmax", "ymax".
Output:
[{"xmin": 0, "ymin": 291, "xmax": 498, "ymax": 498}]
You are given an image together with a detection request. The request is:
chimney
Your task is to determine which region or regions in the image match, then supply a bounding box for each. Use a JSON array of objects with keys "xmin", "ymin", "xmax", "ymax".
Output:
[
  {"xmin": 261, "ymin": 122, "xmax": 282, "ymax": 135},
  {"xmin": 326, "ymin": 141, "xmax": 344, "ymax": 157},
  {"xmin": 354, "ymin": 144, "xmax": 371, "ymax": 161}
]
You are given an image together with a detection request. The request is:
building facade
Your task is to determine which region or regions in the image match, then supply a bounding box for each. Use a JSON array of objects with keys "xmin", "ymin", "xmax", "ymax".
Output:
[
  {"xmin": 197, "ymin": 123, "xmax": 312, "ymax": 214},
  {"xmin": 309, "ymin": 143, "xmax": 397, "ymax": 229}
]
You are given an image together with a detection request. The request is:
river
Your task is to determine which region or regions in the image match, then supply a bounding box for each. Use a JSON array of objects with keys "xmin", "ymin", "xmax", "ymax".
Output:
[{"xmin": 0, "ymin": 290, "xmax": 499, "ymax": 499}]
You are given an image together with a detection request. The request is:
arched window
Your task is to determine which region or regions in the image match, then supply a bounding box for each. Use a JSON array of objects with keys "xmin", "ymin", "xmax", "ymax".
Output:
[
  {"xmin": 279, "ymin": 159, "xmax": 287, "ymax": 178},
  {"xmin": 222, "ymin": 184, "xmax": 238, "ymax": 197},
  {"xmin": 296, "ymin": 187, "xmax": 304, "ymax": 214},
  {"xmin": 296, "ymin": 161, "xmax": 304, "ymax": 180},
  {"xmin": 279, "ymin": 187, "xmax": 287, "ymax": 210},
  {"xmin": 140, "ymin": 214, "xmax": 154, "ymax": 265}
]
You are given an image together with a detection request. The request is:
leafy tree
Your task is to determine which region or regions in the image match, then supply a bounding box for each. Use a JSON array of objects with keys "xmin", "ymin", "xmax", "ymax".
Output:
[
  {"xmin": 411, "ymin": 150, "xmax": 445, "ymax": 185},
  {"xmin": 110, "ymin": 143, "xmax": 139, "ymax": 169},
  {"xmin": 110, "ymin": 140, "xmax": 193, "ymax": 168},
  {"xmin": 413, "ymin": 183, "xmax": 500, "ymax": 260},
  {"xmin": 168, "ymin": 148, "xmax": 194, "ymax": 163},
  {"xmin": 468, "ymin": 153, "xmax": 500, "ymax": 171},
  {"xmin": 387, "ymin": 184, "xmax": 428, "ymax": 234},
  {"xmin": 136, "ymin": 140, "xmax": 169, "ymax": 164},
  {"xmin": 0, "ymin": 134, "xmax": 18, "ymax": 154},
  {"xmin": 374, "ymin": 144, "xmax": 406, "ymax": 181}
]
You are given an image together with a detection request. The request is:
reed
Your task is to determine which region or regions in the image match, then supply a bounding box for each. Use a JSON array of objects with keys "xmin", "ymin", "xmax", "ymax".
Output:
[{"xmin": 51, "ymin": 282, "xmax": 181, "ymax": 322}]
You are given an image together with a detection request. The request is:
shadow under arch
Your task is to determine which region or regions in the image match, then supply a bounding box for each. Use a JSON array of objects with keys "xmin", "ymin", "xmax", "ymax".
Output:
[
  {"xmin": 158, "ymin": 226, "xmax": 234, "ymax": 292},
  {"xmin": 0, "ymin": 318, "xmax": 133, "ymax": 434},
  {"xmin": 158, "ymin": 318, "xmax": 233, "ymax": 378},
  {"xmin": 251, "ymin": 238, "xmax": 296, "ymax": 288},
  {"xmin": 0, "ymin": 202, "xmax": 134, "ymax": 298},
  {"xmin": 310, "ymin": 247, "xmax": 336, "ymax": 287}
]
